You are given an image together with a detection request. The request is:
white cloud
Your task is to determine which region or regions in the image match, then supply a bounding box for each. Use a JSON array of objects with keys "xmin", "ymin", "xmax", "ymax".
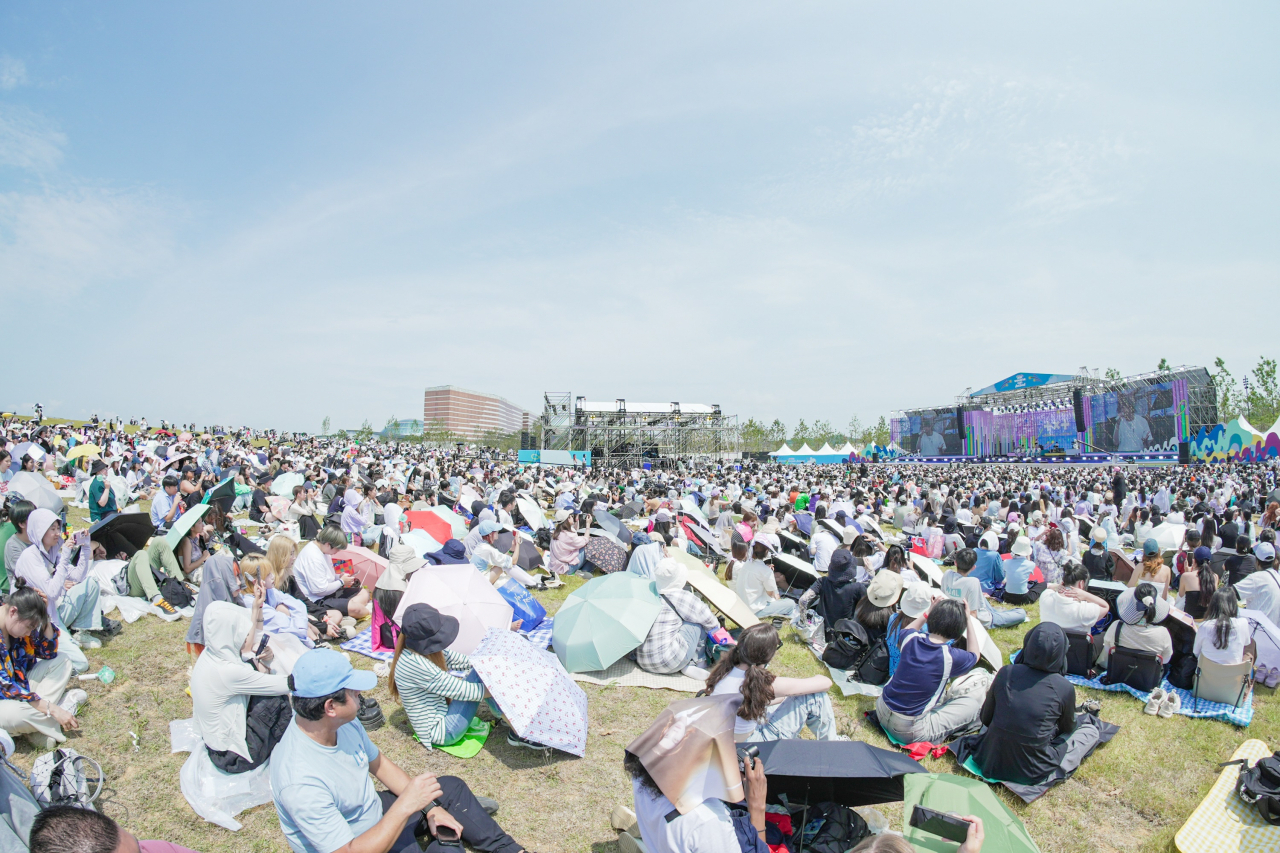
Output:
[
  {"xmin": 0, "ymin": 106, "xmax": 65, "ymax": 172},
  {"xmin": 0, "ymin": 56, "xmax": 26, "ymax": 90}
]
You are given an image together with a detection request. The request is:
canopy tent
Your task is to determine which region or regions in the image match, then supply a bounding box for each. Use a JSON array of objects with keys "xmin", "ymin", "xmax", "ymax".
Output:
[
  {"xmin": 769, "ymin": 443, "xmax": 795, "ymax": 457},
  {"xmin": 816, "ymin": 443, "xmax": 837, "ymax": 454}
]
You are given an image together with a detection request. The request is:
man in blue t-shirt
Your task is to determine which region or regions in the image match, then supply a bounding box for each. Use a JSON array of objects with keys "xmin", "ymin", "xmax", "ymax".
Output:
[
  {"xmin": 969, "ymin": 532, "xmax": 1005, "ymax": 594},
  {"xmin": 875, "ymin": 597, "xmax": 992, "ymax": 744},
  {"xmin": 271, "ymin": 649, "xmax": 528, "ymax": 853}
]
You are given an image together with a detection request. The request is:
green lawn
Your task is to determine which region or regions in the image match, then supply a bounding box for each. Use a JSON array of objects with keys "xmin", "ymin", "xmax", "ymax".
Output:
[{"xmin": 35, "ymin": 498, "xmax": 1278, "ymax": 853}]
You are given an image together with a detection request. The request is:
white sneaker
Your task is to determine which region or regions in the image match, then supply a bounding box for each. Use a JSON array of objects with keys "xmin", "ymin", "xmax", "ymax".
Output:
[
  {"xmin": 681, "ymin": 664, "xmax": 709, "ymax": 680},
  {"xmin": 59, "ymin": 689, "xmax": 88, "ymax": 716},
  {"xmin": 1143, "ymin": 687, "xmax": 1167, "ymax": 715},
  {"xmin": 1158, "ymin": 691, "xmax": 1181, "ymax": 718},
  {"xmin": 542, "ymin": 575, "xmax": 566, "ymax": 589},
  {"xmin": 73, "ymin": 631, "xmax": 102, "ymax": 650}
]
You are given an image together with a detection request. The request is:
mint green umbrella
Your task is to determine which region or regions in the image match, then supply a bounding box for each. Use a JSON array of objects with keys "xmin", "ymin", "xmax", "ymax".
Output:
[
  {"xmin": 165, "ymin": 503, "xmax": 210, "ymax": 551},
  {"xmin": 551, "ymin": 573, "xmax": 661, "ymax": 673},
  {"xmin": 903, "ymin": 773, "xmax": 1040, "ymax": 853}
]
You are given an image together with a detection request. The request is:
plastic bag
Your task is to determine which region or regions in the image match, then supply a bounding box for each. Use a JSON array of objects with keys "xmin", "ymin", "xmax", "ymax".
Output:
[
  {"xmin": 495, "ymin": 579, "xmax": 546, "ymax": 631},
  {"xmin": 169, "ymin": 719, "xmax": 273, "ymax": 832},
  {"xmin": 99, "ymin": 594, "xmax": 188, "ymax": 624}
]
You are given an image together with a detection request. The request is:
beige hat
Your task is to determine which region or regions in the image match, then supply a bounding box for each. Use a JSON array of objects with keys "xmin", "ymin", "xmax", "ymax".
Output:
[
  {"xmin": 866, "ymin": 570, "xmax": 904, "ymax": 608},
  {"xmin": 1010, "ymin": 536, "xmax": 1033, "ymax": 557},
  {"xmin": 553, "ymin": 509, "xmax": 574, "ymax": 523},
  {"xmin": 375, "ymin": 542, "xmax": 425, "ymax": 592},
  {"xmin": 653, "ymin": 557, "xmax": 689, "ymax": 595},
  {"xmin": 841, "ymin": 526, "xmax": 859, "ymax": 545},
  {"xmin": 899, "ymin": 583, "xmax": 932, "ymax": 619}
]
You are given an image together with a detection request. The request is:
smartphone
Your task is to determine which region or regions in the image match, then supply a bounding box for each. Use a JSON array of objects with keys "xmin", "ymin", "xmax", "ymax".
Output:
[
  {"xmin": 909, "ymin": 806, "xmax": 971, "ymax": 844},
  {"xmin": 255, "ymin": 635, "xmax": 270, "ymax": 657},
  {"xmin": 434, "ymin": 826, "xmax": 463, "ymax": 849}
]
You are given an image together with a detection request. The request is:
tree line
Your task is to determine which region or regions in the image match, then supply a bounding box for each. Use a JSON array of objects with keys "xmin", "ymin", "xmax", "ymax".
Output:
[{"xmin": 739, "ymin": 414, "xmax": 892, "ymax": 454}]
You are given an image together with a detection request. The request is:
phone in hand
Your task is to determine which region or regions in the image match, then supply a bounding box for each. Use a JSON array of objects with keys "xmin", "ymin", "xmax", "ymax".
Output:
[
  {"xmin": 909, "ymin": 805, "xmax": 971, "ymax": 843},
  {"xmin": 434, "ymin": 826, "xmax": 463, "ymax": 848},
  {"xmin": 255, "ymin": 635, "xmax": 270, "ymax": 657}
]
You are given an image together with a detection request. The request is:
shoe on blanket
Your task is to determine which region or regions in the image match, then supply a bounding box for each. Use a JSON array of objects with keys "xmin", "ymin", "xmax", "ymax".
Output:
[
  {"xmin": 1076, "ymin": 698, "xmax": 1102, "ymax": 716},
  {"xmin": 150, "ymin": 595, "xmax": 177, "ymax": 614},
  {"xmin": 1158, "ymin": 691, "xmax": 1181, "ymax": 718},
  {"xmin": 1143, "ymin": 687, "xmax": 1167, "ymax": 715}
]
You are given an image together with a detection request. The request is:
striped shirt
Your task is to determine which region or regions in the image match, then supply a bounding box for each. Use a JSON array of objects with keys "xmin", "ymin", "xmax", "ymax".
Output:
[
  {"xmin": 636, "ymin": 589, "xmax": 719, "ymax": 675},
  {"xmin": 393, "ymin": 649, "xmax": 485, "ymax": 745}
]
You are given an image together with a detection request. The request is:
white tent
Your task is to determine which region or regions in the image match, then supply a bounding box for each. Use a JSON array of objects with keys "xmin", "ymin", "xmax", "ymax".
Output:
[
  {"xmin": 837, "ymin": 442, "xmax": 855, "ymax": 454},
  {"xmin": 795, "ymin": 443, "xmax": 815, "ymax": 454},
  {"xmin": 770, "ymin": 443, "xmax": 795, "ymax": 456},
  {"xmin": 816, "ymin": 443, "xmax": 837, "ymax": 454}
]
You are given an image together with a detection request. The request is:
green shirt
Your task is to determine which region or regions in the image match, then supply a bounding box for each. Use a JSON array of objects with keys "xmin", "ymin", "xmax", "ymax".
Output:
[
  {"xmin": 88, "ymin": 476, "xmax": 117, "ymax": 521},
  {"xmin": 795, "ymin": 494, "xmax": 810, "ymax": 511}
]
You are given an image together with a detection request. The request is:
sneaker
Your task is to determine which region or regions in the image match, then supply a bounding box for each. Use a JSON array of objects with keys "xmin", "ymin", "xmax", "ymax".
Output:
[
  {"xmin": 151, "ymin": 596, "xmax": 176, "ymax": 614},
  {"xmin": 1077, "ymin": 698, "xmax": 1102, "ymax": 716},
  {"xmin": 59, "ymin": 689, "xmax": 88, "ymax": 716},
  {"xmin": 1143, "ymin": 687, "xmax": 1166, "ymax": 715},
  {"xmin": 475, "ymin": 796, "xmax": 499, "ymax": 816},
  {"xmin": 534, "ymin": 580, "xmax": 548, "ymax": 592},
  {"xmin": 610, "ymin": 805, "xmax": 638, "ymax": 834},
  {"xmin": 542, "ymin": 575, "xmax": 565, "ymax": 589},
  {"xmin": 1158, "ymin": 691, "xmax": 1181, "ymax": 718},
  {"xmin": 73, "ymin": 631, "xmax": 102, "ymax": 650},
  {"xmin": 98, "ymin": 617, "xmax": 123, "ymax": 637},
  {"xmin": 616, "ymin": 831, "xmax": 645, "ymax": 853},
  {"xmin": 357, "ymin": 695, "xmax": 384, "ymax": 730},
  {"xmin": 1265, "ymin": 666, "xmax": 1280, "ymax": 689},
  {"xmin": 506, "ymin": 731, "xmax": 549, "ymax": 751}
]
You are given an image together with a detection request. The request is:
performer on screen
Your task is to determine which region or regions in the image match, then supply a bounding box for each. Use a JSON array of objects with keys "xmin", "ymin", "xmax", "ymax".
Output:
[
  {"xmin": 1113, "ymin": 392, "xmax": 1152, "ymax": 452},
  {"xmin": 917, "ymin": 415, "xmax": 947, "ymax": 455}
]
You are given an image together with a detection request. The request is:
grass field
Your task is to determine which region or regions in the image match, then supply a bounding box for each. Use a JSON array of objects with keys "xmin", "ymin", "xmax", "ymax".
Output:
[{"xmin": 28, "ymin": 497, "xmax": 1278, "ymax": 852}]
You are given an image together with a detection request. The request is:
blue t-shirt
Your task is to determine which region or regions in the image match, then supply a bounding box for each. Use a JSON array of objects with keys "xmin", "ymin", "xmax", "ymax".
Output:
[
  {"xmin": 970, "ymin": 549, "xmax": 1005, "ymax": 592},
  {"xmin": 880, "ymin": 629, "xmax": 977, "ymax": 717},
  {"xmin": 1003, "ymin": 556, "xmax": 1036, "ymax": 595},
  {"xmin": 271, "ymin": 719, "xmax": 382, "ymax": 853}
]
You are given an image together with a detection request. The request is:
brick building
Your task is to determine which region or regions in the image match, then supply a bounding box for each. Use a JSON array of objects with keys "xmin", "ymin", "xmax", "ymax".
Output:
[{"xmin": 423, "ymin": 385, "xmax": 530, "ymax": 440}]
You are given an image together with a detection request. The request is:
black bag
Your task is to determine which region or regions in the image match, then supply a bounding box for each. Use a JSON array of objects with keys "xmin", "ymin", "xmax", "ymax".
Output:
[
  {"xmin": 795, "ymin": 801, "xmax": 869, "ymax": 853},
  {"xmin": 1064, "ymin": 630, "xmax": 1099, "ymax": 678},
  {"xmin": 821, "ymin": 620, "xmax": 890, "ymax": 686},
  {"xmin": 535, "ymin": 527, "xmax": 551, "ymax": 550},
  {"xmin": 1235, "ymin": 751, "xmax": 1280, "ymax": 825},
  {"xmin": 152, "ymin": 567, "xmax": 194, "ymax": 609},
  {"xmin": 1166, "ymin": 650, "xmax": 1198, "ymax": 690},
  {"xmin": 1099, "ymin": 624, "xmax": 1163, "ymax": 692}
]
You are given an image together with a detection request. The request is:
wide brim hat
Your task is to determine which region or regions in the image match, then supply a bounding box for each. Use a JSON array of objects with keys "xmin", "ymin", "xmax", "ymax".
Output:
[
  {"xmin": 866, "ymin": 570, "xmax": 904, "ymax": 608},
  {"xmin": 1010, "ymin": 536, "xmax": 1033, "ymax": 557},
  {"xmin": 653, "ymin": 557, "xmax": 689, "ymax": 595},
  {"xmin": 376, "ymin": 542, "xmax": 425, "ymax": 592},
  {"xmin": 400, "ymin": 603, "xmax": 460, "ymax": 656},
  {"xmin": 1117, "ymin": 585, "xmax": 1170, "ymax": 625},
  {"xmin": 899, "ymin": 583, "xmax": 931, "ymax": 618}
]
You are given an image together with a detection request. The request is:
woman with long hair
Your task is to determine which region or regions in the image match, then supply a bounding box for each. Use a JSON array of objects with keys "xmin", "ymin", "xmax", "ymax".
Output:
[
  {"xmin": 238, "ymin": 554, "xmax": 313, "ymax": 645},
  {"xmin": 705, "ymin": 623, "xmax": 838, "ymax": 741},
  {"xmin": 548, "ymin": 509, "xmax": 590, "ymax": 579},
  {"xmin": 1193, "ymin": 587, "xmax": 1254, "ymax": 666},
  {"xmin": 1178, "ymin": 546, "xmax": 1218, "ymax": 620},
  {"xmin": 265, "ymin": 535, "xmax": 341, "ymax": 640},
  {"xmin": 0, "ymin": 578, "xmax": 82, "ymax": 750},
  {"xmin": 1128, "ymin": 539, "xmax": 1171, "ymax": 597}
]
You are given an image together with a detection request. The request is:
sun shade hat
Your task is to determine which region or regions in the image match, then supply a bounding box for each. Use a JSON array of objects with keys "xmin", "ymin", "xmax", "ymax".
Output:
[
  {"xmin": 653, "ymin": 558, "xmax": 689, "ymax": 595},
  {"xmin": 376, "ymin": 542, "xmax": 425, "ymax": 592},
  {"xmin": 654, "ymin": 509, "xmax": 673, "ymax": 523},
  {"xmin": 1116, "ymin": 585, "xmax": 1170, "ymax": 625},
  {"xmin": 754, "ymin": 532, "xmax": 781, "ymax": 555},
  {"xmin": 979, "ymin": 531, "xmax": 1000, "ymax": 550},
  {"xmin": 553, "ymin": 509, "xmax": 574, "ymax": 523},
  {"xmin": 866, "ymin": 570, "xmax": 904, "ymax": 608},
  {"xmin": 1090, "ymin": 525, "xmax": 1108, "ymax": 545},
  {"xmin": 400, "ymin": 604, "xmax": 460, "ymax": 656},
  {"xmin": 90, "ymin": 460, "xmax": 107, "ymax": 475},
  {"xmin": 1010, "ymin": 536, "xmax": 1033, "ymax": 557},
  {"xmin": 899, "ymin": 583, "xmax": 932, "ymax": 618},
  {"xmin": 842, "ymin": 526, "xmax": 859, "ymax": 545},
  {"xmin": 291, "ymin": 648, "xmax": 378, "ymax": 698}
]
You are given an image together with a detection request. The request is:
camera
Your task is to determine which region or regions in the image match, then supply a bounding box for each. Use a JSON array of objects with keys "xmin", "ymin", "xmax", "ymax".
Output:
[{"xmin": 736, "ymin": 744, "xmax": 759, "ymax": 774}]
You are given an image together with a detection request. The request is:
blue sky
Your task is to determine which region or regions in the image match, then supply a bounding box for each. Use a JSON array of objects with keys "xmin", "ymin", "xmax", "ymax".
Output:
[{"xmin": 2, "ymin": 3, "xmax": 1277, "ymax": 433}]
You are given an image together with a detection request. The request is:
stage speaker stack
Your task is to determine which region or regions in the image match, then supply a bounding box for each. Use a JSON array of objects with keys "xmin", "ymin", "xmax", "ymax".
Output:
[
  {"xmin": 520, "ymin": 432, "xmax": 532, "ymax": 450},
  {"xmin": 1178, "ymin": 442, "xmax": 1191, "ymax": 464},
  {"xmin": 1072, "ymin": 389, "xmax": 1087, "ymax": 433}
]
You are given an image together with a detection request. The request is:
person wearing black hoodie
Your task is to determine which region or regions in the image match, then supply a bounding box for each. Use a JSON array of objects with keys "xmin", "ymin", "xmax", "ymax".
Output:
[
  {"xmin": 807, "ymin": 549, "xmax": 865, "ymax": 639},
  {"xmin": 962, "ymin": 622, "xmax": 1103, "ymax": 786}
]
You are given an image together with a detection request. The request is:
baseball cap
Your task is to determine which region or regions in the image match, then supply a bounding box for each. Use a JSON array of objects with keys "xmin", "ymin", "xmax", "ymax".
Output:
[
  {"xmin": 1142, "ymin": 538, "xmax": 1160, "ymax": 557},
  {"xmin": 1193, "ymin": 545, "xmax": 1213, "ymax": 564},
  {"xmin": 476, "ymin": 520, "xmax": 503, "ymax": 536},
  {"xmin": 1256, "ymin": 542, "xmax": 1276, "ymax": 563},
  {"xmin": 290, "ymin": 648, "xmax": 377, "ymax": 698}
]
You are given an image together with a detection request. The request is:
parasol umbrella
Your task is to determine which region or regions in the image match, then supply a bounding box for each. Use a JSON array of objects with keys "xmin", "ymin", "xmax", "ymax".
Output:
[
  {"xmin": 401, "ymin": 528, "xmax": 443, "ymax": 557},
  {"xmin": 777, "ymin": 529, "xmax": 809, "ymax": 558},
  {"xmin": 271, "ymin": 472, "xmax": 304, "ymax": 497},
  {"xmin": 266, "ymin": 495, "xmax": 292, "ymax": 523},
  {"xmin": 334, "ymin": 546, "xmax": 387, "ymax": 589},
  {"xmin": 678, "ymin": 561, "xmax": 759, "ymax": 629},
  {"xmin": 459, "ymin": 484, "xmax": 484, "ymax": 512},
  {"xmin": 770, "ymin": 552, "xmax": 820, "ymax": 593},
  {"xmin": 793, "ymin": 512, "xmax": 814, "ymax": 537},
  {"xmin": 909, "ymin": 552, "xmax": 945, "ymax": 588},
  {"xmin": 88, "ymin": 512, "xmax": 155, "ymax": 558},
  {"xmin": 179, "ymin": 431, "xmax": 192, "ymax": 442},
  {"xmin": 678, "ymin": 514, "xmax": 725, "ymax": 558},
  {"xmin": 159, "ymin": 453, "xmax": 193, "ymax": 472},
  {"xmin": 618, "ymin": 501, "xmax": 643, "ymax": 520},
  {"xmin": 593, "ymin": 509, "xmax": 632, "ymax": 547},
  {"xmin": 678, "ymin": 497, "xmax": 710, "ymax": 528},
  {"xmin": 65, "ymin": 444, "xmax": 101, "ymax": 461},
  {"xmin": 469, "ymin": 628, "xmax": 588, "ymax": 756},
  {"xmin": 583, "ymin": 536, "xmax": 627, "ymax": 574},
  {"xmin": 493, "ymin": 532, "xmax": 546, "ymax": 572},
  {"xmin": 753, "ymin": 739, "xmax": 926, "ymax": 808},
  {"xmin": 1110, "ymin": 549, "xmax": 1137, "ymax": 585},
  {"xmin": 903, "ymin": 772, "xmax": 1040, "ymax": 853},
  {"xmin": 201, "ymin": 476, "xmax": 237, "ymax": 512},
  {"xmin": 625, "ymin": 694, "xmax": 744, "ymax": 815},
  {"xmin": 516, "ymin": 496, "xmax": 547, "ymax": 530},
  {"xmin": 394, "ymin": 565, "xmax": 514, "ymax": 655},
  {"xmin": 6, "ymin": 471, "xmax": 63, "ymax": 514},
  {"xmin": 552, "ymin": 572, "xmax": 661, "ymax": 672},
  {"xmin": 165, "ymin": 503, "xmax": 210, "ymax": 550},
  {"xmin": 1148, "ymin": 522, "xmax": 1186, "ymax": 552},
  {"xmin": 406, "ymin": 510, "xmax": 453, "ymax": 546},
  {"xmin": 429, "ymin": 505, "xmax": 469, "ymax": 540},
  {"xmin": 818, "ymin": 518, "xmax": 845, "ymax": 540},
  {"xmin": 8, "ymin": 443, "xmax": 43, "ymax": 473}
]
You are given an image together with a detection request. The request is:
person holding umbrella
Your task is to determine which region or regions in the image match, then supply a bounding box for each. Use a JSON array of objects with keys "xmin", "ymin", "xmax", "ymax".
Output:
[
  {"xmin": 635, "ymin": 558, "xmax": 725, "ymax": 679},
  {"xmin": 470, "ymin": 520, "xmax": 551, "ymax": 590}
]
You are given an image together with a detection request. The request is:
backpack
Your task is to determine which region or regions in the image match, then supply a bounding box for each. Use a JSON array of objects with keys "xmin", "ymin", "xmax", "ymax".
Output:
[
  {"xmin": 152, "ymin": 566, "xmax": 194, "ymax": 609},
  {"xmin": 30, "ymin": 748, "xmax": 102, "ymax": 810},
  {"xmin": 1099, "ymin": 624, "xmax": 1164, "ymax": 692},
  {"xmin": 534, "ymin": 527, "xmax": 551, "ymax": 550},
  {"xmin": 794, "ymin": 801, "xmax": 870, "ymax": 853},
  {"xmin": 1234, "ymin": 751, "xmax": 1280, "ymax": 825},
  {"xmin": 821, "ymin": 620, "xmax": 890, "ymax": 686}
]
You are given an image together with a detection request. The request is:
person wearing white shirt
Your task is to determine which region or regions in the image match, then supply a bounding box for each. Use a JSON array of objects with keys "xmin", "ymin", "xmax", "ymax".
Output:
[
  {"xmin": 1234, "ymin": 544, "xmax": 1279, "ymax": 624},
  {"xmin": 1039, "ymin": 562, "xmax": 1108, "ymax": 634},
  {"xmin": 733, "ymin": 535, "xmax": 795, "ymax": 618},
  {"xmin": 1192, "ymin": 588, "xmax": 1254, "ymax": 666},
  {"xmin": 292, "ymin": 528, "xmax": 371, "ymax": 619},
  {"xmin": 808, "ymin": 525, "xmax": 838, "ymax": 574}
]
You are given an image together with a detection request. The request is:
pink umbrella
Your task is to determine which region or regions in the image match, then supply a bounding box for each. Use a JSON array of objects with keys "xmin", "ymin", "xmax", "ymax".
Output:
[
  {"xmin": 335, "ymin": 546, "xmax": 388, "ymax": 589},
  {"xmin": 470, "ymin": 627, "xmax": 588, "ymax": 756},
  {"xmin": 179, "ymin": 431, "xmax": 193, "ymax": 442},
  {"xmin": 266, "ymin": 495, "xmax": 292, "ymax": 523},
  {"xmin": 393, "ymin": 565, "xmax": 514, "ymax": 655}
]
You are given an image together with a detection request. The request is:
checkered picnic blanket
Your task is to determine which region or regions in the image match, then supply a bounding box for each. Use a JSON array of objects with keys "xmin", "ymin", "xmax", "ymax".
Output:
[
  {"xmin": 342, "ymin": 618, "xmax": 555, "ymax": 660},
  {"xmin": 1175, "ymin": 739, "xmax": 1280, "ymax": 853},
  {"xmin": 1011, "ymin": 651, "xmax": 1253, "ymax": 726}
]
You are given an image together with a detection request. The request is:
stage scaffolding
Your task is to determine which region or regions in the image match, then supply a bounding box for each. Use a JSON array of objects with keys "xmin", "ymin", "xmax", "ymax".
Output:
[{"xmin": 539, "ymin": 394, "xmax": 740, "ymax": 466}]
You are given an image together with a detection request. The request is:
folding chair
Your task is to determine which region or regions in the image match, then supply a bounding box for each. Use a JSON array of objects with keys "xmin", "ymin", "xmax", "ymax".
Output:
[{"xmin": 1192, "ymin": 653, "xmax": 1254, "ymax": 711}]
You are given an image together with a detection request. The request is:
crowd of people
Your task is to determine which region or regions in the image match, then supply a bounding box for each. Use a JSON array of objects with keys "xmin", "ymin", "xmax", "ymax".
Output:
[{"xmin": 1, "ymin": 410, "xmax": 1278, "ymax": 852}]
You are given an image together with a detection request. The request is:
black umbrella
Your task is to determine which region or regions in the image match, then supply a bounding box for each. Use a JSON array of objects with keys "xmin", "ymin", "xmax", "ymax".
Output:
[
  {"xmin": 88, "ymin": 512, "xmax": 155, "ymax": 559},
  {"xmin": 593, "ymin": 509, "xmax": 633, "ymax": 546},
  {"xmin": 777, "ymin": 529, "xmax": 809, "ymax": 558},
  {"xmin": 493, "ymin": 532, "xmax": 545, "ymax": 572},
  {"xmin": 753, "ymin": 739, "xmax": 926, "ymax": 808}
]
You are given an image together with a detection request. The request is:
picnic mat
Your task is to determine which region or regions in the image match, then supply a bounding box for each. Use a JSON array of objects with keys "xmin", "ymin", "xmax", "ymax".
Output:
[
  {"xmin": 343, "ymin": 619, "xmax": 555, "ymax": 661},
  {"xmin": 826, "ymin": 663, "xmax": 883, "ymax": 698},
  {"xmin": 1011, "ymin": 652, "xmax": 1254, "ymax": 727},
  {"xmin": 570, "ymin": 657, "xmax": 704, "ymax": 692},
  {"xmin": 1176, "ymin": 738, "xmax": 1280, "ymax": 853}
]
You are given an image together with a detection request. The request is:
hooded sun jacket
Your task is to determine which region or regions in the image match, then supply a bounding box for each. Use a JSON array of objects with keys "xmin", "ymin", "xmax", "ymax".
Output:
[
  {"xmin": 970, "ymin": 622, "xmax": 1077, "ymax": 785},
  {"xmin": 189, "ymin": 600, "xmax": 288, "ymax": 760}
]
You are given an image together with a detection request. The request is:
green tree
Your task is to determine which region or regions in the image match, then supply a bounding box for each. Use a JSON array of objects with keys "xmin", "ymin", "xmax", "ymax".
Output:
[
  {"xmin": 847, "ymin": 415, "xmax": 865, "ymax": 445},
  {"xmin": 811, "ymin": 419, "xmax": 834, "ymax": 447},
  {"xmin": 321, "ymin": 416, "xmax": 330, "ymax": 435},
  {"xmin": 1213, "ymin": 357, "xmax": 1243, "ymax": 422},
  {"xmin": 768, "ymin": 420, "xmax": 787, "ymax": 445},
  {"xmin": 354, "ymin": 419, "xmax": 375, "ymax": 445},
  {"xmin": 1157, "ymin": 358, "xmax": 1170, "ymax": 372},
  {"xmin": 872, "ymin": 416, "xmax": 890, "ymax": 446},
  {"xmin": 1245, "ymin": 357, "xmax": 1280, "ymax": 429},
  {"xmin": 791, "ymin": 419, "xmax": 810, "ymax": 446},
  {"xmin": 384, "ymin": 415, "xmax": 400, "ymax": 439},
  {"xmin": 740, "ymin": 418, "xmax": 770, "ymax": 453},
  {"xmin": 1104, "ymin": 368, "xmax": 1122, "ymax": 381}
]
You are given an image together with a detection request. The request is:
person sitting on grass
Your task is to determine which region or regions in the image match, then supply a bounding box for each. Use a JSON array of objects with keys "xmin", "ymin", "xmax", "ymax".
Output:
[
  {"xmin": 635, "ymin": 558, "xmax": 725, "ymax": 679},
  {"xmin": 292, "ymin": 526, "xmax": 371, "ymax": 622},
  {"xmin": 13, "ymin": 510, "xmax": 120, "ymax": 666},
  {"xmin": 1001, "ymin": 536, "xmax": 1043, "ymax": 605},
  {"xmin": 2, "ymin": 500, "xmax": 35, "ymax": 588},
  {"xmin": 1081, "ymin": 525, "xmax": 1115, "ymax": 582},
  {"xmin": 86, "ymin": 460, "xmax": 116, "ymax": 522},
  {"xmin": 266, "ymin": 535, "xmax": 342, "ymax": 642},
  {"xmin": 371, "ymin": 543, "xmax": 423, "ymax": 653},
  {"xmin": 707, "ymin": 622, "xmax": 839, "ymax": 741},
  {"xmin": 1193, "ymin": 587, "xmax": 1255, "ymax": 666},
  {"xmin": 1039, "ymin": 558, "xmax": 1108, "ymax": 636},
  {"xmin": 190, "ymin": 600, "xmax": 292, "ymax": 774},
  {"xmin": 970, "ymin": 531, "xmax": 1005, "ymax": 594},
  {"xmin": 29, "ymin": 804, "xmax": 202, "ymax": 853},
  {"xmin": 149, "ymin": 475, "xmax": 184, "ymax": 533},
  {"xmin": 1128, "ymin": 539, "xmax": 1171, "ymax": 597},
  {"xmin": 470, "ymin": 520, "xmax": 550, "ymax": 590},
  {"xmin": 271, "ymin": 648, "xmax": 532, "ymax": 853},
  {"xmin": 0, "ymin": 579, "xmax": 85, "ymax": 751},
  {"xmin": 388, "ymin": 603, "xmax": 524, "ymax": 749},
  {"xmin": 1097, "ymin": 583, "xmax": 1172, "ymax": 670},
  {"xmin": 733, "ymin": 534, "xmax": 797, "ymax": 620},
  {"xmin": 239, "ymin": 554, "xmax": 314, "ymax": 646},
  {"xmin": 124, "ymin": 535, "xmax": 184, "ymax": 615},
  {"xmin": 942, "ymin": 548, "xmax": 1027, "ymax": 629},
  {"xmin": 547, "ymin": 510, "xmax": 590, "ymax": 579},
  {"xmin": 874, "ymin": 598, "xmax": 991, "ymax": 745}
]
